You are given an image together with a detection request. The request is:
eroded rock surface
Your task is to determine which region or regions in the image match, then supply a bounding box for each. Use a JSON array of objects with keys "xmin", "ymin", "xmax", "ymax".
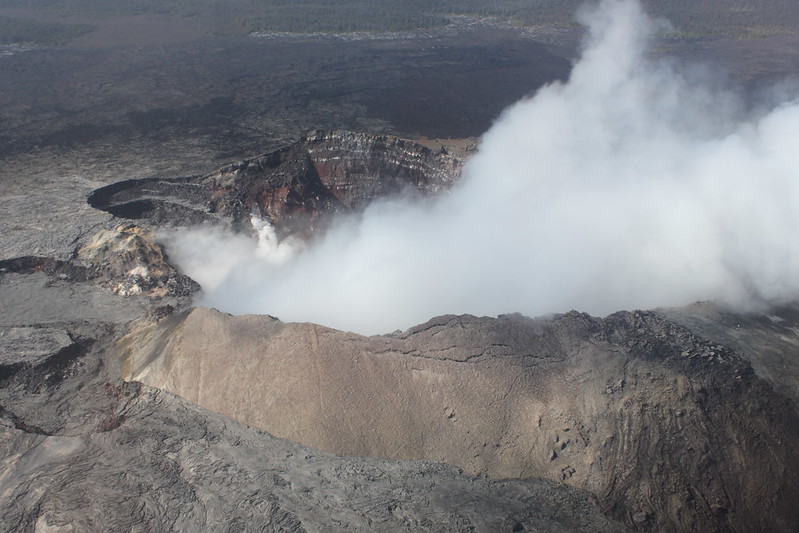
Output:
[
  {"xmin": 119, "ymin": 307, "xmax": 799, "ymax": 532},
  {"xmin": 7, "ymin": 127, "xmax": 799, "ymax": 532},
  {"xmin": 6, "ymin": 17, "xmax": 799, "ymax": 532}
]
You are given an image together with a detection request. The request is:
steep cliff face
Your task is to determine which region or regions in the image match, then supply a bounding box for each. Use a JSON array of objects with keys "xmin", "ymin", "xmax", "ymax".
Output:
[
  {"xmin": 199, "ymin": 130, "xmax": 464, "ymax": 236},
  {"xmin": 78, "ymin": 131, "xmax": 464, "ymax": 302},
  {"xmin": 88, "ymin": 130, "xmax": 464, "ymax": 237},
  {"xmin": 304, "ymin": 130, "xmax": 461, "ymax": 205},
  {"xmin": 118, "ymin": 307, "xmax": 799, "ymax": 533}
]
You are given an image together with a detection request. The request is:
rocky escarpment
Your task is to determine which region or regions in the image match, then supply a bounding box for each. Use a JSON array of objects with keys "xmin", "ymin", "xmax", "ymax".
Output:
[
  {"xmin": 118, "ymin": 307, "xmax": 799, "ymax": 532},
  {"xmin": 88, "ymin": 130, "xmax": 464, "ymax": 238}
]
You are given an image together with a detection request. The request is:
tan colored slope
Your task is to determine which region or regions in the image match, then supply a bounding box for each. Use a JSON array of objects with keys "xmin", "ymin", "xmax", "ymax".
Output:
[
  {"xmin": 119, "ymin": 309, "xmax": 608, "ymax": 481},
  {"xmin": 118, "ymin": 307, "xmax": 799, "ymax": 532}
]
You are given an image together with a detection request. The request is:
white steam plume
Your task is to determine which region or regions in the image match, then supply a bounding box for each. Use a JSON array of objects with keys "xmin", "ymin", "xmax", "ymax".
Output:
[{"xmin": 164, "ymin": 0, "xmax": 799, "ymax": 335}]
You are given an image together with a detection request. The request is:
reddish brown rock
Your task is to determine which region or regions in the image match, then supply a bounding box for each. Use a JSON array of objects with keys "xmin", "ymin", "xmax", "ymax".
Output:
[{"xmin": 88, "ymin": 130, "xmax": 465, "ymax": 238}]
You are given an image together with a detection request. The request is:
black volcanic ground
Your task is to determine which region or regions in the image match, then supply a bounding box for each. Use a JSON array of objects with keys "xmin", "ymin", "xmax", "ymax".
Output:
[{"xmin": 0, "ymin": 25, "xmax": 571, "ymax": 164}]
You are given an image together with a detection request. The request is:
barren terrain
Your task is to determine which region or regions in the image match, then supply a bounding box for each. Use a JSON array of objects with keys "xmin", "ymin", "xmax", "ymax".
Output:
[{"xmin": 3, "ymin": 10, "xmax": 799, "ymax": 533}]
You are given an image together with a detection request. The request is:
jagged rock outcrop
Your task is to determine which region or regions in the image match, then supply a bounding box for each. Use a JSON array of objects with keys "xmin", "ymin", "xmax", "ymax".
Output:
[
  {"xmin": 87, "ymin": 130, "xmax": 464, "ymax": 237},
  {"xmin": 76, "ymin": 223, "xmax": 199, "ymax": 299},
  {"xmin": 0, "ymin": 223, "xmax": 199, "ymax": 311},
  {"xmin": 118, "ymin": 307, "xmax": 799, "ymax": 532},
  {"xmin": 659, "ymin": 301, "xmax": 799, "ymax": 406}
]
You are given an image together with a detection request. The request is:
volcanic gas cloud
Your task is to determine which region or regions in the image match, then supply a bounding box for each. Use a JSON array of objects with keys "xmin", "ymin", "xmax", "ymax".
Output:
[{"xmin": 165, "ymin": 0, "xmax": 799, "ymax": 334}]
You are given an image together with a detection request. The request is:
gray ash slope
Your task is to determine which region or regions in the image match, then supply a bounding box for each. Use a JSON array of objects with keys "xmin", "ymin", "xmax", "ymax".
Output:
[{"xmin": 3, "ymin": 131, "xmax": 799, "ymax": 532}]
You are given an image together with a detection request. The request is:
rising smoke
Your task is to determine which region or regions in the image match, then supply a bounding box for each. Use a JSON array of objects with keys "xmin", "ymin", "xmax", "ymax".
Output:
[{"xmin": 164, "ymin": 0, "xmax": 799, "ymax": 335}]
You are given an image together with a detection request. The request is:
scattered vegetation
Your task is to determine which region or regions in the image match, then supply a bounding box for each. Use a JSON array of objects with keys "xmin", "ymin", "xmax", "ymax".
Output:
[{"xmin": 1, "ymin": 0, "xmax": 799, "ymax": 43}]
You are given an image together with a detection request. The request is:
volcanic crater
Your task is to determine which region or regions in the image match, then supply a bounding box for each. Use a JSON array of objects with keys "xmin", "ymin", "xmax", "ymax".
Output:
[
  {"xmin": 75, "ymin": 129, "xmax": 799, "ymax": 532},
  {"xmin": 88, "ymin": 130, "xmax": 466, "ymax": 238}
]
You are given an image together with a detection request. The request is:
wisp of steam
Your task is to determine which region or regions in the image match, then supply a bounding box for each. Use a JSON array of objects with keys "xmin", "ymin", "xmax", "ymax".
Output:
[{"xmin": 164, "ymin": 0, "xmax": 799, "ymax": 335}]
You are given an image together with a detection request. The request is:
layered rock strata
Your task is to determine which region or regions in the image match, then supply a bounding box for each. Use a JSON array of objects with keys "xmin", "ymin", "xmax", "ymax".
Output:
[{"xmin": 88, "ymin": 130, "xmax": 464, "ymax": 237}]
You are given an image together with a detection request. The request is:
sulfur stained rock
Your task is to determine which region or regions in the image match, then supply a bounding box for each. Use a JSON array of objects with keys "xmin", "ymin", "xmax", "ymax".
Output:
[{"xmin": 76, "ymin": 223, "xmax": 199, "ymax": 299}]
